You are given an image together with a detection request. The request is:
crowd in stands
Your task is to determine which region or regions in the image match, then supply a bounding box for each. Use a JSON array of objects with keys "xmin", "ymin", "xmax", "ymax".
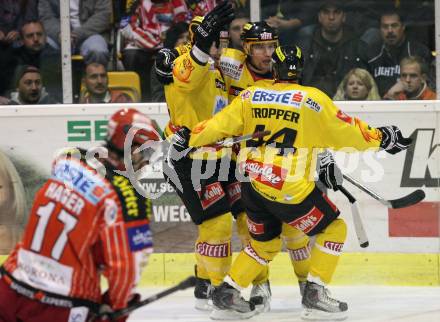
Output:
[{"xmin": 0, "ymin": 0, "xmax": 436, "ymax": 105}]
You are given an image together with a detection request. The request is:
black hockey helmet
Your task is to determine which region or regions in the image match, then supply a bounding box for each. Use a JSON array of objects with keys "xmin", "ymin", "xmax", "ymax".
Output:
[
  {"xmin": 240, "ymin": 21, "xmax": 279, "ymax": 55},
  {"xmin": 271, "ymin": 45, "xmax": 304, "ymax": 82}
]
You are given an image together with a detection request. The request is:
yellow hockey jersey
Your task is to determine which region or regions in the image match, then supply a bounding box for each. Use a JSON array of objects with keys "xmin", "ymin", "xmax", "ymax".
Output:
[
  {"xmin": 164, "ymin": 48, "xmax": 229, "ymax": 159},
  {"xmin": 220, "ymin": 48, "xmax": 274, "ymax": 102},
  {"xmin": 189, "ymin": 82, "xmax": 382, "ymax": 204},
  {"xmin": 164, "ymin": 51, "xmax": 228, "ymax": 137}
]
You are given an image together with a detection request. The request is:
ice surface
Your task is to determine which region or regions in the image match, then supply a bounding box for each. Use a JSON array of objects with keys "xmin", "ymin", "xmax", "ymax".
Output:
[{"xmin": 129, "ymin": 286, "xmax": 440, "ymax": 322}]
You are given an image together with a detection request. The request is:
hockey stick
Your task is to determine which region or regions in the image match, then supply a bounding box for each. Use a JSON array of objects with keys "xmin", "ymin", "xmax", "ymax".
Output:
[
  {"xmin": 343, "ymin": 174, "xmax": 425, "ymax": 209},
  {"xmin": 209, "ymin": 130, "xmax": 271, "ymax": 148},
  {"xmin": 338, "ymin": 185, "xmax": 369, "ymax": 248},
  {"xmin": 103, "ymin": 276, "xmax": 196, "ymax": 320}
]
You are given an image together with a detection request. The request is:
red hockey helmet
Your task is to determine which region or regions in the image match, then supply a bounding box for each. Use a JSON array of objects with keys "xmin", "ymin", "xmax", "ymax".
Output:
[{"xmin": 106, "ymin": 108, "xmax": 161, "ymax": 153}]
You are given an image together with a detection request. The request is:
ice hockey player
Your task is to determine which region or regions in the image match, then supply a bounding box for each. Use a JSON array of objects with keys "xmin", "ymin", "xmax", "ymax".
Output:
[
  {"xmin": 168, "ymin": 45, "xmax": 412, "ymax": 320},
  {"xmin": 0, "ymin": 108, "xmax": 161, "ymax": 322}
]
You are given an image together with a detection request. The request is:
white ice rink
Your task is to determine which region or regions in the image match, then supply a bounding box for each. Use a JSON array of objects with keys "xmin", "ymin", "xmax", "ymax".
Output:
[{"xmin": 130, "ymin": 286, "xmax": 440, "ymax": 322}]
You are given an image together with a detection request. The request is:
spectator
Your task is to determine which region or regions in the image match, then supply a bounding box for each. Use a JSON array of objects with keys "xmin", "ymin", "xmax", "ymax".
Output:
[
  {"xmin": 12, "ymin": 20, "xmax": 62, "ymax": 101},
  {"xmin": 0, "ymin": 0, "xmax": 38, "ymax": 95},
  {"xmin": 0, "ymin": 65, "xmax": 58, "ymax": 105},
  {"xmin": 263, "ymin": 0, "xmax": 317, "ymax": 45},
  {"xmin": 150, "ymin": 21, "xmax": 189, "ymax": 102},
  {"xmin": 333, "ymin": 68, "xmax": 381, "ymax": 100},
  {"xmin": 384, "ymin": 56, "xmax": 436, "ymax": 100},
  {"xmin": 228, "ymin": 15, "xmax": 248, "ymax": 50},
  {"xmin": 120, "ymin": 0, "xmax": 188, "ymax": 102},
  {"xmin": 360, "ymin": 9, "xmax": 433, "ymax": 98},
  {"xmin": 186, "ymin": 0, "xmax": 216, "ymax": 18},
  {"xmin": 38, "ymin": 0, "xmax": 112, "ymax": 65},
  {"xmin": 0, "ymin": 0, "xmax": 38, "ymax": 46},
  {"xmin": 80, "ymin": 62, "xmax": 134, "ymax": 103},
  {"xmin": 298, "ymin": 0, "xmax": 363, "ymax": 97}
]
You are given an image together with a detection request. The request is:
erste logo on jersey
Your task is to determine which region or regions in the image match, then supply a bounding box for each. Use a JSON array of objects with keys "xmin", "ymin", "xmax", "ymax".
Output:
[
  {"xmin": 52, "ymin": 160, "xmax": 109, "ymax": 205},
  {"xmin": 251, "ymin": 89, "xmax": 305, "ymax": 108}
]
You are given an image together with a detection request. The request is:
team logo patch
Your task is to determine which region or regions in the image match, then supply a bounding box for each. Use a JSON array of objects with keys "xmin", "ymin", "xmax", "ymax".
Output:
[
  {"xmin": 247, "ymin": 217, "xmax": 264, "ymax": 235},
  {"xmin": 104, "ymin": 199, "xmax": 118, "ymax": 225},
  {"xmin": 213, "ymin": 96, "xmax": 228, "ymax": 114},
  {"xmin": 288, "ymin": 207, "xmax": 324, "ymax": 233},
  {"xmin": 173, "ymin": 57, "xmax": 194, "ymax": 83},
  {"xmin": 240, "ymin": 89, "xmax": 251, "ymax": 99},
  {"xmin": 226, "ymin": 182, "xmax": 241, "ymax": 205},
  {"xmin": 127, "ymin": 224, "xmax": 153, "ymax": 251},
  {"xmin": 251, "ymin": 89, "xmax": 305, "ymax": 108},
  {"xmin": 241, "ymin": 160, "xmax": 286, "ymax": 190},
  {"xmin": 197, "ymin": 182, "xmax": 225, "ymax": 209},
  {"xmin": 196, "ymin": 242, "xmax": 230, "ymax": 257},
  {"xmin": 355, "ymin": 118, "xmax": 382, "ymax": 143}
]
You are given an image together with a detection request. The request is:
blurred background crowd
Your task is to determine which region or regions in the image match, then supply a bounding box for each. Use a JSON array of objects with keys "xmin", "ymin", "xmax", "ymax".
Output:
[{"xmin": 0, "ymin": 0, "xmax": 436, "ymax": 105}]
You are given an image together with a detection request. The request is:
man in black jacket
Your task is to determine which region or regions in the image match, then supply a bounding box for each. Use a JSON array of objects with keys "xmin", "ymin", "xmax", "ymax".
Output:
[
  {"xmin": 298, "ymin": 0, "xmax": 363, "ymax": 97},
  {"xmin": 360, "ymin": 9, "xmax": 433, "ymax": 98}
]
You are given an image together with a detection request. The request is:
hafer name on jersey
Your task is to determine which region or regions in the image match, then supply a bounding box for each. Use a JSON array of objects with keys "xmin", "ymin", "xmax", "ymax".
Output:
[{"xmin": 45, "ymin": 182, "xmax": 85, "ymax": 215}]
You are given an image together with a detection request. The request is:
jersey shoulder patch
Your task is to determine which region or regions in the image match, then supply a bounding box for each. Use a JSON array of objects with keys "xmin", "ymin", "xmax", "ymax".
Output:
[{"xmin": 220, "ymin": 54, "xmax": 245, "ymax": 81}]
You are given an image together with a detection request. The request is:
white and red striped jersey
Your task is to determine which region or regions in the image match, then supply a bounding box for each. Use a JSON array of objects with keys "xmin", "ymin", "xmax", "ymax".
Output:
[
  {"xmin": 3, "ymin": 151, "xmax": 153, "ymax": 311},
  {"xmin": 124, "ymin": 0, "xmax": 188, "ymax": 50}
]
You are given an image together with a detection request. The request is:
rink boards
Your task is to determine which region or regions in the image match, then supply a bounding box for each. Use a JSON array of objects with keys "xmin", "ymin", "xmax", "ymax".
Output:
[{"xmin": 0, "ymin": 101, "xmax": 438, "ymax": 286}]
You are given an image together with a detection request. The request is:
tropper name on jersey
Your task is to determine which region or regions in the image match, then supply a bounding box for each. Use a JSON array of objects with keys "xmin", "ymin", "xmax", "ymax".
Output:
[
  {"xmin": 252, "ymin": 107, "xmax": 300, "ymax": 123},
  {"xmin": 251, "ymin": 89, "xmax": 305, "ymax": 107}
]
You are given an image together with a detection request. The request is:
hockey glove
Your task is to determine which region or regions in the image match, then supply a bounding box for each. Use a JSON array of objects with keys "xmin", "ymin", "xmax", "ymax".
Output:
[
  {"xmin": 155, "ymin": 48, "xmax": 178, "ymax": 85},
  {"xmin": 317, "ymin": 150, "xmax": 343, "ymax": 191},
  {"xmin": 166, "ymin": 126, "xmax": 193, "ymax": 170},
  {"xmin": 194, "ymin": 1, "xmax": 235, "ymax": 54},
  {"xmin": 378, "ymin": 126, "xmax": 412, "ymax": 155}
]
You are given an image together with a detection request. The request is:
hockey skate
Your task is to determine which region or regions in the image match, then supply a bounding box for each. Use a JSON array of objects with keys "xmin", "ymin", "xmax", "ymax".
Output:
[
  {"xmin": 210, "ymin": 282, "xmax": 257, "ymax": 320},
  {"xmin": 249, "ymin": 280, "xmax": 271, "ymax": 313},
  {"xmin": 301, "ymin": 281, "xmax": 348, "ymax": 321},
  {"xmin": 194, "ymin": 277, "xmax": 213, "ymax": 311}
]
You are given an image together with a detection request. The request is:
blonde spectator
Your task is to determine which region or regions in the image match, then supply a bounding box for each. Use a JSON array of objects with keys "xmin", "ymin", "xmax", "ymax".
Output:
[
  {"xmin": 333, "ymin": 68, "xmax": 381, "ymax": 101},
  {"xmin": 0, "ymin": 150, "xmax": 26, "ymax": 254}
]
